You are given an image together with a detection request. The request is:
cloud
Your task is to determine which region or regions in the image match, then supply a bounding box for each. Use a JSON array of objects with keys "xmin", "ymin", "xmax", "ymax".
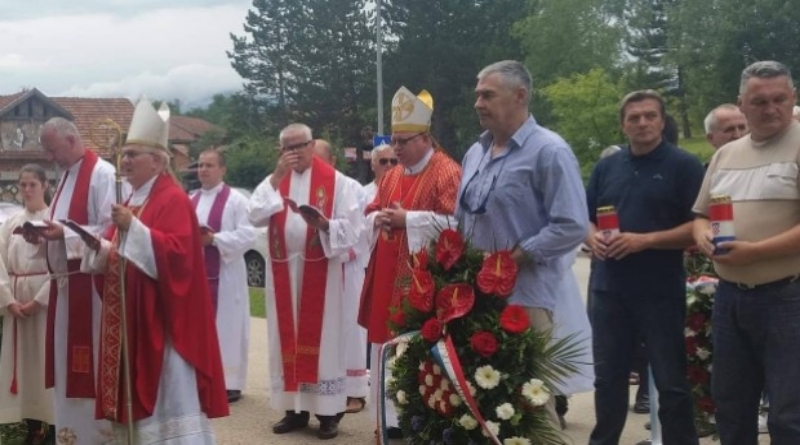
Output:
[
  {"xmin": 58, "ymin": 64, "xmax": 242, "ymax": 110},
  {"xmin": 0, "ymin": 0, "xmax": 244, "ymax": 20},
  {"xmin": 0, "ymin": 1, "xmax": 250, "ymax": 107}
]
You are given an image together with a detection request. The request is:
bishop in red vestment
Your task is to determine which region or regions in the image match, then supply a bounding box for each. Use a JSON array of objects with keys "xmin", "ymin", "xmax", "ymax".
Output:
[{"xmin": 81, "ymin": 97, "xmax": 228, "ymax": 444}]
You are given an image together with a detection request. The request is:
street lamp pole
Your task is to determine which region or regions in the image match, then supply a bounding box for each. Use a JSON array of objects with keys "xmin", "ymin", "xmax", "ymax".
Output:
[{"xmin": 376, "ymin": 0, "xmax": 384, "ymax": 135}]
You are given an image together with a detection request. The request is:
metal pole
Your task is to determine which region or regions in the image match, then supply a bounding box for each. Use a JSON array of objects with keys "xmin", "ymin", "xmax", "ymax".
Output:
[{"xmin": 376, "ymin": 0, "xmax": 384, "ymax": 135}]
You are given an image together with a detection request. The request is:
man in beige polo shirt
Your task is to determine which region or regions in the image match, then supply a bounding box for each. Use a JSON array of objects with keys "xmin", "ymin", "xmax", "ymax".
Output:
[{"xmin": 693, "ymin": 60, "xmax": 800, "ymax": 445}]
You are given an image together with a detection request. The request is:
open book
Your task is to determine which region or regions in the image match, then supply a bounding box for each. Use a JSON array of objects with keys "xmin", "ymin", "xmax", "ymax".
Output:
[
  {"xmin": 59, "ymin": 219, "xmax": 100, "ymax": 250},
  {"xmin": 284, "ymin": 198, "xmax": 324, "ymax": 220},
  {"xmin": 11, "ymin": 220, "xmax": 48, "ymax": 235}
]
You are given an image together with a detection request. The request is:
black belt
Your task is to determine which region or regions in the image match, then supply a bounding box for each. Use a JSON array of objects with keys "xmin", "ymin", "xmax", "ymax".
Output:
[{"xmin": 726, "ymin": 274, "xmax": 800, "ymax": 291}]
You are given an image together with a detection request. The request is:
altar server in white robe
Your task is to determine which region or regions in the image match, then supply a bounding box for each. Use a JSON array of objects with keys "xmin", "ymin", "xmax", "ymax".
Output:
[
  {"xmin": 191, "ymin": 148, "xmax": 256, "ymax": 404},
  {"xmin": 37, "ymin": 117, "xmax": 118, "ymax": 445},
  {"xmin": 0, "ymin": 164, "xmax": 54, "ymax": 441},
  {"xmin": 313, "ymin": 139, "xmax": 369, "ymax": 414},
  {"xmin": 247, "ymin": 124, "xmax": 363, "ymax": 440}
]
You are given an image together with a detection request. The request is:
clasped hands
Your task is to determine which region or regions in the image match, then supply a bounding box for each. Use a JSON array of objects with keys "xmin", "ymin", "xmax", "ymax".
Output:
[
  {"xmin": 6, "ymin": 300, "xmax": 41, "ymax": 319},
  {"xmin": 374, "ymin": 202, "xmax": 407, "ymax": 232},
  {"xmin": 694, "ymin": 228, "xmax": 759, "ymax": 266}
]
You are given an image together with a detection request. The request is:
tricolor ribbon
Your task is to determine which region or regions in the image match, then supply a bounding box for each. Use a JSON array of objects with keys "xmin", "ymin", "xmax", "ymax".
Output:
[
  {"xmin": 376, "ymin": 331, "xmax": 418, "ymax": 445},
  {"xmin": 431, "ymin": 334, "xmax": 502, "ymax": 445},
  {"xmin": 377, "ymin": 332, "xmax": 502, "ymax": 445}
]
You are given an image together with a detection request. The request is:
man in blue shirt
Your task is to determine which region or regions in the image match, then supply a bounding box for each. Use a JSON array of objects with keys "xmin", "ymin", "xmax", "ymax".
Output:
[
  {"xmin": 457, "ymin": 60, "xmax": 590, "ymax": 429},
  {"xmin": 586, "ymin": 90, "xmax": 703, "ymax": 445}
]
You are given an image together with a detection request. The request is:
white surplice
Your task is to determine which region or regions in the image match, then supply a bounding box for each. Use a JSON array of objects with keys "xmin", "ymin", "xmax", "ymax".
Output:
[
  {"xmin": 47, "ymin": 157, "xmax": 118, "ymax": 445},
  {"xmin": 0, "ymin": 208, "xmax": 53, "ymax": 424},
  {"xmin": 340, "ymin": 177, "xmax": 369, "ymax": 399},
  {"xmin": 191, "ymin": 183, "xmax": 256, "ymax": 391},
  {"xmin": 247, "ymin": 167, "xmax": 363, "ymax": 416},
  {"xmin": 552, "ymin": 251, "xmax": 595, "ymax": 395},
  {"xmin": 82, "ymin": 176, "xmax": 216, "ymax": 445}
]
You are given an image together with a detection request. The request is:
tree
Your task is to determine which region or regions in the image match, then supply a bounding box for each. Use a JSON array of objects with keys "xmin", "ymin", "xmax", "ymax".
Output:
[
  {"xmin": 381, "ymin": 0, "xmax": 527, "ymax": 158},
  {"xmin": 229, "ymin": 0, "xmax": 376, "ymax": 150},
  {"xmin": 542, "ymin": 69, "xmax": 624, "ymax": 178}
]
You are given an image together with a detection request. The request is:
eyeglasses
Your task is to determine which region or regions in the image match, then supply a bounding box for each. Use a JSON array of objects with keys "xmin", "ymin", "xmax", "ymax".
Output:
[
  {"xmin": 378, "ymin": 158, "xmax": 399, "ymax": 166},
  {"xmin": 458, "ymin": 153, "xmax": 508, "ymax": 215},
  {"xmin": 282, "ymin": 140, "xmax": 313, "ymax": 151},
  {"xmin": 121, "ymin": 149, "xmax": 156, "ymax": 159},
  {"xmin": 390, "ymin": 133, "xmax": 425, "ymax": 148}
]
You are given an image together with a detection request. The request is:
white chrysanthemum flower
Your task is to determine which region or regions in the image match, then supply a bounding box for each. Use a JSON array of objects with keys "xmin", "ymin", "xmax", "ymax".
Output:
[
  {"xmin": 522, "ymin": 379, "xmax": 550, "ymax": 406},
  {"xmin": 474, "ymin": 365, "xmax": 501, "ymax": 390},
  {"xmin": 433, "ymin": 364, "xmax": 442, "ymax": 375},
  {"xmin": 425, "ymin": 374, "xmax": 434, "ymax": 387},
  {"xmin": 504, "ymin": 437, "xmax": 531, "ymax": 445},
  {"xmin": 467, "ymin": 381, "xmax": 477, "ymax": 397},
  {"xmin": 459, "ymin": 414, "xmax": 478, "ymax": 430},
  {"xmin": 481, "ymin": 420, "xmax": 500, "ymax": 437},
  {"xmin": 419, "ymin": 385, "xmax": 427, "ymax": 396},
  {"xmin": 433, "ymin": 388, "xmax": 444, "ymax": 402},
  {"xmin": 696, "ymin": 347, "xmax": 711, "ymax": 360},
  {"xmin": 387, "ymin": 357, "xmax": 397, "ymax": 369},
  {"xmin": 440, "ymin": 379, "xmax": 450, "ymax": 391},
  {"xmin": 396, "ymin": 390, "xmax": 408, "ymax": 404},
  {"xmin": 449, "ymin": 393, "xmax": 462, "ymax": 407},
  {"xmin": 496, "ymin": 403, "xmax": 515, "ymax": 420},
  {"xmin": 684, "ymin": 327, "xmax": 697, "ymax": 337},
  {"xmin": 386, "ymin": 376, "xmax": 396, "ymax": 388},
  {"xmin": 395, "ymin": 342, "xmax": 408, "ymax": 357},
  {"xmin": 687, "ymin": 294, "xmax": 698, "ymax": 306}
]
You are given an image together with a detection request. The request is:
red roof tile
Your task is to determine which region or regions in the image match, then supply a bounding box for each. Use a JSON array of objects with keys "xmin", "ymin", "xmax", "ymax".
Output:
[
  {"xmin": 170, "ymin": 116, "xmax": 225, "ymax": 142},
  {"xmin": 0, "ymin": 92, "xmax": 25, "ymax": 110}
]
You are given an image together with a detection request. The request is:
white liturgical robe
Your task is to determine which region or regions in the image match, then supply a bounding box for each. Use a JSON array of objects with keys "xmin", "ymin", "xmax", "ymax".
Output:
[
  {"xmin": 191, "ymin": 183, "xmax": 256, "ymax": 391},
  {"xmin": 247, "ymin": 165, "xmax": 363, "ymax": 416}
]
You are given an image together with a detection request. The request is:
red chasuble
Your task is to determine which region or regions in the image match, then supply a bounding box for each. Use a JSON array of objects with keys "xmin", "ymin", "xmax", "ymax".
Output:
[
  {"xmin": 270, "ymin": 157, "xmax": 336, "ymax": 391},
  {"xmin": 45, "ymin": 149, "xmax": 100, "ymax": 398},
  {"xmin": 97, "ymin": 174, "xmax": 228, "ymax": 422},
  {"xmin": 358, "ymin": 151, "xmax": 461, "ymax": 344}
]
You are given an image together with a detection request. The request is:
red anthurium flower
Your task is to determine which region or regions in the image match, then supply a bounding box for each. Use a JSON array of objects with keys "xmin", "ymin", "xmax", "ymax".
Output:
[
  {"xmin": 389, "ymin": 309, "xmax": 406, "ymax": 328},
  {"xmin": 698, "ymin": 396, "xmax": 715, "ymax": 414},
  {"xmin": 687, "ymin": 313, "xmax": 706, "ymax": 332},
  {"xmin": 411, "ymin": 248, "xmax": 429, "ymax": 270},
  {"xmin": 421, "ymin": 318, "xmax": 444, "ymax": 342},
  {"xmin": 435, "ymin": 284, "xmax": 475, "ymax": 324},
  {"xmin": 435, "ymin": 229, "xmax": 465, "ymax": 271},
  {"xmin": 476, "ymin": 251, "xmax": 518, "ymax": 297},
  {"xmin": 408, "ymin": 270, "xmax": 435, "ymax": 313},
  {"xmin": 499, "ymin": 305, "xmax": 530, "ymax": 334},
  {"xmin": 687, "ymin": 365, "xmax": 710, "ymax": 385}
]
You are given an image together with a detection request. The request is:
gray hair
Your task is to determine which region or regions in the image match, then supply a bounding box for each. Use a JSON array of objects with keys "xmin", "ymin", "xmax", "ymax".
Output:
[
  {"xmin": 704, "ymin": 104, "xmax": 740, "ymax": 134},
  {"xmin": 794, "ymin": 105, "xmax": 800, "ymax": 117},
  {"xmin": 279, "ymin": 123, "xmax": 313, "ymax": 144},
  {"xmin": 599, "ymin": 145, "xmax": 621, "ymax": 159},
  {"xmin": 40, "ymin": 117, "xmax": 81, "ymax": 140},
  {"xmin": 477, "ymin": 60, "xmax": 533, "ymax": 103},
  {"xmin": 371, "ymin": 143, "xmax": 392, "ymax": 161},
  {"xmin": 739, "ymin": 61, "xmax": 794, "ymax": 95}
]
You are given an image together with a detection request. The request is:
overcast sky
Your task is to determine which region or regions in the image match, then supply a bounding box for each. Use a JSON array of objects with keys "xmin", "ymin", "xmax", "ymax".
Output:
[{"xmin": 0, "ymin": 0, "xmax": 251, "ymax": 110}]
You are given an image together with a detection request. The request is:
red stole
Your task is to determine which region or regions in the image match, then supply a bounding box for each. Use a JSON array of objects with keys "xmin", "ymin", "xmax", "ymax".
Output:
[
  {"xmin": 270, "ymin": 157, "xmax": 336, "ymax": 391},
  {"xmin": 190, "ymin": 184, "xmax": 231, "ymax": 315},
  {"xmin": 45, "ymin": 149, "xmax": 100, "ymax": 398}
]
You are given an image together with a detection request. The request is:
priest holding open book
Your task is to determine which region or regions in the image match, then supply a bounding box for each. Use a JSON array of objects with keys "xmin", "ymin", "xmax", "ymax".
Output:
[
  {"xmin": 247, "ymin": 123, "xmax": 364, "ymax": 440},
  {"xmin": 78, "ymin": 96, "xmax": 229, "ymax": 444}
]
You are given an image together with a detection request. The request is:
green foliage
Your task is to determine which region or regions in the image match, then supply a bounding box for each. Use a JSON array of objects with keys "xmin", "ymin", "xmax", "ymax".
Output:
[
  {"xmin": 542, "ymin": 69, "xmax": 624, "ymax": 178},
  {"xmin": 224, "ymin": 135, "xmax": 279, "ymax": 189}
]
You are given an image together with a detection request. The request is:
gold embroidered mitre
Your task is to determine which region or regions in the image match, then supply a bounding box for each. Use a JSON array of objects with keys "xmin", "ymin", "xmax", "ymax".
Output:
[{"xmin": 391, "ymin": 86, "xmax": 433, "ymax": 133}]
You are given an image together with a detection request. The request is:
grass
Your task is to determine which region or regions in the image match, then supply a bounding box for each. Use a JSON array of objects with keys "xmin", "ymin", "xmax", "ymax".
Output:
[
  {"xmin": 249, "ymin": 287, "xmax": 266, "ymax": 318},
  {"xmin": 679, "ymin": 136, "xmax": 715, "ymax": 163}
]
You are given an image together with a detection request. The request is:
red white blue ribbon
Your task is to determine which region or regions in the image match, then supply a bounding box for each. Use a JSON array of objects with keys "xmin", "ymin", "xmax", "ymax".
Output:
[{"xmin": 431, "ymin": 334, "xmax": 502, "ymax": 445}]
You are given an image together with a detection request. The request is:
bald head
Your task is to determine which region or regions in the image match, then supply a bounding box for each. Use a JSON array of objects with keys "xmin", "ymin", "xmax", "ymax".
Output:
[{"xmin": 313, "ymin": 139, "xmax": 336, "ymax": 166}]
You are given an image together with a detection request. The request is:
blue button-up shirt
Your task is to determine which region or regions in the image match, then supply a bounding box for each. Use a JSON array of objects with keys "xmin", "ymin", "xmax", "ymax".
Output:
[{"xmin": 456, "ymin": 116, "xmax": 589, "ymax": 310}]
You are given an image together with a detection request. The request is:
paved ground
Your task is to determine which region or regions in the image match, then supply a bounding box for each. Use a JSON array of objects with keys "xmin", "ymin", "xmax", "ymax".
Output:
[{"xmin": 213, "ymin": 256, "xmax": 768, "ymax": 444}]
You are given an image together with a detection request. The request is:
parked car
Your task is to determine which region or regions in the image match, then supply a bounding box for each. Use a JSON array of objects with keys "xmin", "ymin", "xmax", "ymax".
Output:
[{"xmin": 232, "ymin": 188, "xmax": 269, "ymax": 288}]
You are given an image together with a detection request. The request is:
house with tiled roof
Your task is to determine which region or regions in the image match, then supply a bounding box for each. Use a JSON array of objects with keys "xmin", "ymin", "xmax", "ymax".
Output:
[{"xmin": 0, "ymin": 88, "xmax": 223, "ymax": 203}]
